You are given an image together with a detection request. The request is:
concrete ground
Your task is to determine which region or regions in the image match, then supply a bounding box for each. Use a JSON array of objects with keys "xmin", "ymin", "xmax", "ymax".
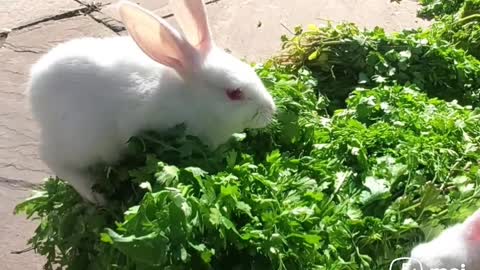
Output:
[{"xmin": 0, "ymin": 0, "xmax": 428, "ymax": 269}]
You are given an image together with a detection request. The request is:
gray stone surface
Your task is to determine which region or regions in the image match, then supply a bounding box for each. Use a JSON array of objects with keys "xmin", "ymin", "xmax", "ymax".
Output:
[
  {"xmin": 89, "ymin": 0, "xmax": 176, "ymax": 16},
  {"xmin": 0, "ymin": 29, "xmax": 10, "ymax": 48},
  {"xmin": 0, "ymin": 0, "xmax": 430, "ymax": 269},
  {"xmin": 0, "ymin": 0, "xmax": 82, "ymax": 30},
  {"xmin": 0, "ymin": 187, "xmax": 43, "ymax": 270}
]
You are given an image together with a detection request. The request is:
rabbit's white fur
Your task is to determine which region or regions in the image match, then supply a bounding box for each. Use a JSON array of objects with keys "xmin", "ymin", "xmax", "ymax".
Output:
[
  {"xmin": 28, "ymin": 0, "xmax": 276, "ymax": 204},
  {"xmin": 406, "ymin": 209, "xmax": 480, "ymax": 270}
]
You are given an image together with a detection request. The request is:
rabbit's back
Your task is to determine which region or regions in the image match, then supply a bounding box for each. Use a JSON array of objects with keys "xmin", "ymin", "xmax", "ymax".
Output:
[{"xmin": 29, "ymin": 36, "xmax": 166, "ymax": 167}]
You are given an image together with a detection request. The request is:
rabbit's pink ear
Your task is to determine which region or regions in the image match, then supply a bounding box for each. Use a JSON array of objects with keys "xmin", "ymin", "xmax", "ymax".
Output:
[
  {"xmin": 118, "ymin": 0, "xmax": 196, "ymax": 75},
  {"xmin": 464, "ymin": 209, "xmax": 480, "ymax": 241},
  {"xmin": 171, "ymin": 0, "xmax": 213, "ymax": 54}
]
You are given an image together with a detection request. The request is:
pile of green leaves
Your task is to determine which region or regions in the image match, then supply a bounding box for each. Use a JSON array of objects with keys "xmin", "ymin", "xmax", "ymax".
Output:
[
  {"xmin": 424, "ymin": 0, "xmax": 480, "ymax": 59},
  {"xmin": 275, "ymin": 0, "xmax": 480, "ymax": 109},
  {"xmin": 417, "ymin": 0, "xmax": 466, "ymax": 19},
  {"xmin": 417, "ymin": 0, "xmax": 480, "ymax": 19},
  {"xmin": 15, "ymin": 0, "xmax": 480, "ymax": 269}
]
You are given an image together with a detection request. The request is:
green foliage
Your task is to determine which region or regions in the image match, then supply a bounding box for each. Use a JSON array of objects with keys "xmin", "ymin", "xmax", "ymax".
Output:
[
  {"xmin": 417, "ymin": 0, "xmax": 465, "ymax": 19},
  {"xmin": 15, "ymin": 1, "xmax": 480, "ymax": 269},
  {"xmin": 424, "ymin": 0, "xmax": 480, "ymax": 60},
  {"xmin": 274, "ymin": 16, "xmax": 480, "ymax": 110},
  {"xmin": 416, "ymin": 0, "xmax": 480, "ymax": 19}
]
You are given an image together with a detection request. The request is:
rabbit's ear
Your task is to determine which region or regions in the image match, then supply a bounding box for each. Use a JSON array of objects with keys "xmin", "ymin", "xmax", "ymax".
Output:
[
  {"xmin": 118, "ymin": 0, "xmax": 197, "ymax": 76},
  {"xmin": 171, "ymin": 0, "xmax": 213, "ymax": 54}
]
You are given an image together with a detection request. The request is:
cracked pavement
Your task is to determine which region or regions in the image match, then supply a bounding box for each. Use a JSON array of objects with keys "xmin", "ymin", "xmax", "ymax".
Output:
[{"xmin": 0, "ymin": 0, "xmax": 429, "ymax": 269}]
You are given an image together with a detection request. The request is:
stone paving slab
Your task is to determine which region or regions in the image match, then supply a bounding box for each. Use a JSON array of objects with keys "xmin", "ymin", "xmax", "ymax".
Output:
[
  {"xmin": 0, "ymin": 0, "xmax": 82, "ymax": 30},
  {"xmin": 0, "ymin": 187, "xmax": 43, "ymax": 270}
]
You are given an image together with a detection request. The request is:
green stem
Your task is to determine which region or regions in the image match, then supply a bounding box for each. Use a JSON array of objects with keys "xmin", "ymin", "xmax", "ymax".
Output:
[
  {"xmin": 399, "ymin": 201, "xmax": 421, "ymax": 213},
  {"xmin": 455, "ymin": 14, "xmax": 480, "ymax": 26}
]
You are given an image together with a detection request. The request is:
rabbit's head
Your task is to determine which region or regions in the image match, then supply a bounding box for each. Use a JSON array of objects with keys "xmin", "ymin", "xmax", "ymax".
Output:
[{"xmin": 118, "ymin": 0, "xmax": 276, "ymax": 146}]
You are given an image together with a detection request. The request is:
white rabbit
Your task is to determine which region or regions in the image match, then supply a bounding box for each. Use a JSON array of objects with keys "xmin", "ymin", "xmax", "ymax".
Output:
[
  {"xmin": 405, "ymin": 209, "xmax": 480, "ymax": 270},
  {"xmin": 28, "ymin": 0, "xmax": 276, "ymax": 204}
]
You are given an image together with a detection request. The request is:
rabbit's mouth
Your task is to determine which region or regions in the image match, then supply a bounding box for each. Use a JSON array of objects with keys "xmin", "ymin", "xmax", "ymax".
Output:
[{"xmin": 248, "ymin": 107, "xmax": 275, "ymax": 129}]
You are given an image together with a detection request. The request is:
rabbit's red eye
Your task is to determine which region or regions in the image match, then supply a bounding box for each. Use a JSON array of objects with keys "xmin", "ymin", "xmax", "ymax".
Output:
[{"xmin": 226, "ymin": 88, "xmax": 244, "ymax": 101}]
